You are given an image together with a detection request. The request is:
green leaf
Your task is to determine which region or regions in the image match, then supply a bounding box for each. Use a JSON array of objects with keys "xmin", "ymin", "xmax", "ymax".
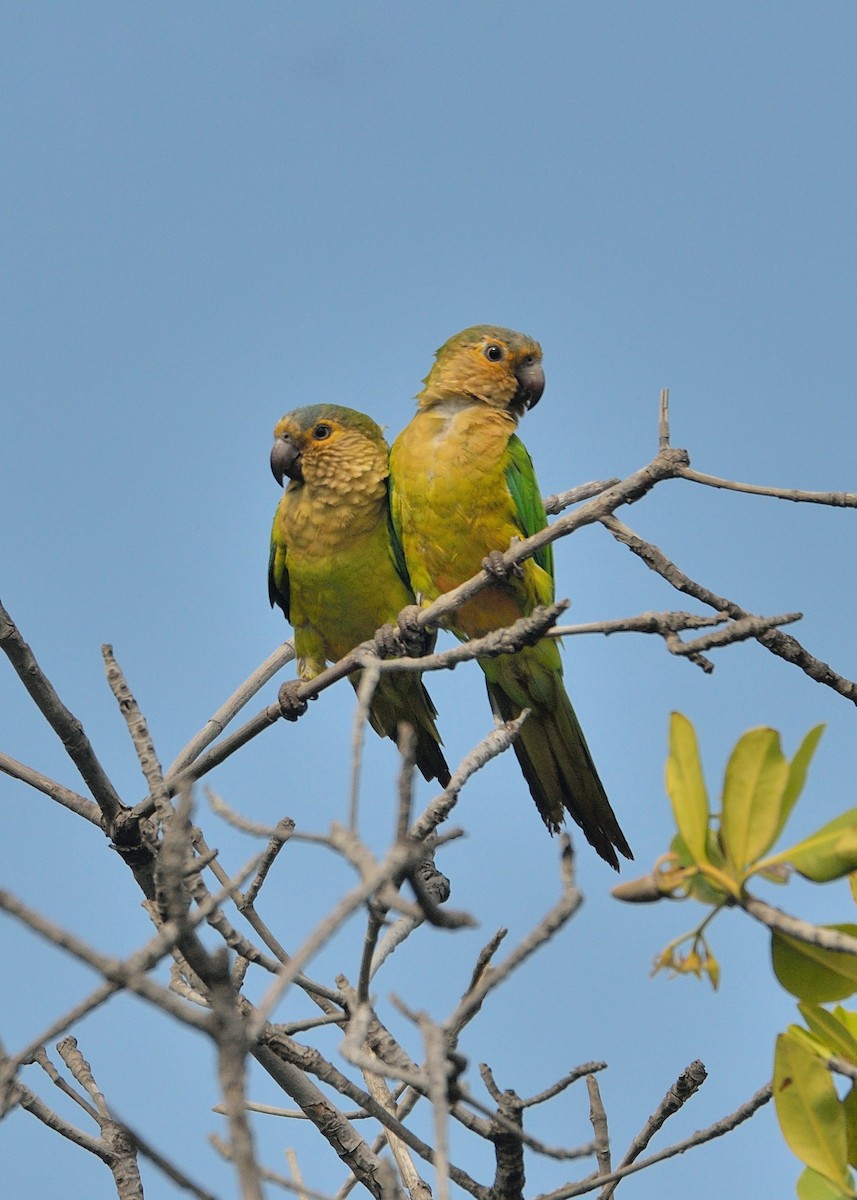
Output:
[
  {"xmin": 799, "ymin": 1003, "xmax": 857, "ymax": 1064},
  {"xmin": 764, "ymin": 811, "xmax": 857, "ymax": 883},
  {"xmin": 668, "ymin": 831, "xmax": 730, "ymax": 904},
  {"xmin": 836, "ymin": 1009, "xmax": 857, "ymax": 1046},
  {"xmin": 845, "ymin": 1085, "xmax": 857, "ymax": 1170},
  {"xmin": 772, "ymin": 928, "xmax": 857, "ymax": 1002},
  {"xmin": 797, "ymin": 1166, "xmax": 855, "ymax": 1200},
  {"xmin": 775, "ymin": 1029, "xmax": 850, "ymax": 1189},
  {"xmin": 774, "ymin": 724, "xmax": 826, "ymax": 843},
  {"xmin": 720, "ymin": 726, "xmax": 788, "ymax": 872},
  {"xmin": 665, "ymin": 713, "xmax": 709, "ymax": 864}
]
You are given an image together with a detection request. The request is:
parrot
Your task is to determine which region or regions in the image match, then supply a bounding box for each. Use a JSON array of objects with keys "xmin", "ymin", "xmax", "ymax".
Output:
[
  {"xmin": 389, "ymin": 326, "xmax": 631, "ymax": 868},
  {"xmin": 269, "ymin": 403, "xmax": 450, "ymax": 787}
]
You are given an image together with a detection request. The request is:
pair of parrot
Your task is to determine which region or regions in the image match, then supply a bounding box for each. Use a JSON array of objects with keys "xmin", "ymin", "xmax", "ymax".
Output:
[{"xmin": 268, "ymin": 325, "xmax": 632, "ymax": 869}]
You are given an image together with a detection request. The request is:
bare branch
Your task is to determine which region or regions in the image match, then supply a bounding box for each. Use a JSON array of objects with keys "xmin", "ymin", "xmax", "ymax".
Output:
[
  {"xmin": 598, "ymin": 1060, "xmax": 706, "ymax": 1200},
  {"xmin": 57, "ymin": 1038, "xmax": 144, "ymax": 1200},
  {"xmin": 208, "ymin": 952, "xmax": 264, "ymax": 1200},
  {"xmin": 601, "ymin": 514, "xmax": 857, "ymax": 703},
  {"xmin": 167, "ymin": 641, "xmax": 296, "ymax": 777},
  {"xmin": 543, "ymin": 479, "xmax": 622, "ymax": 516},
  {"xmin": 206, "ymin": 788, "xmax": 295, "ymax": 842},
  {"xmin": 586, "ymin": 1075, "xmax": 611, "ymax": 1179},
  {"xmin": 535, "ymin": 1082, "xmax": 772, "ymax": 1199},
  {"xmin": 0, "ymin": 751, "xmax": 103, "ymax": 826},
  {"xmin": 658, "ymin": 388, "xmax": 671, "ymax": 450},
  {"xmin": 103, "ymin": 645, "xmax": 172, "ymax": 823},
  {"xmin": 211, "ymin": 1133, "xmax": 337, "ymax": 1199},
  {"xmin": 678, "ymin": 464, "xmax": 857, "ymax": 507},
  {"xmin": 260, "ymin": 1033, "xmax": 490, "ymax": 1199},
  {"xmin": 446, "ymin": 839, "xmax": 582, "ymax": 1040},
  {"xmin": 251, "ymin": 1041, "xmax": 392, "ymax": 1198},
  {"xmin": 410, "ymin": 715, "xmax": 527, "ymax": 843},
  {"xmin": 0, "ymin": 600, "xmax": 125, "ymax": 824},
  {"xmin": 743, "ymin": 894, "xmax": 857, "ymax": 954},
  {"xmin": 522, "ymin": 1063, "xmax": 607, "ymax": 1110}
]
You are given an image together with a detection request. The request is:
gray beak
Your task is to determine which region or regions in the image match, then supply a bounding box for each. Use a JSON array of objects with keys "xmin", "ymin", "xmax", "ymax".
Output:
[
  {"xmin": 271, "ymin": 434, "xmax": 302, "ymax": 485},
  {"xmin": 516, "ymin": 359, "xmax": 546, "ymax": 410}
]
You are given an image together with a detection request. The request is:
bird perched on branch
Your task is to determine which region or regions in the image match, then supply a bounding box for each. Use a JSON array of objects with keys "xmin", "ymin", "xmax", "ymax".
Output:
[
  {"xmin": 389, "ymin": 326, "xmax": 631, "ymax": 868},
  {"xmin": 269, "ymin": 404, "xmax": 450, "ymax": 786}
]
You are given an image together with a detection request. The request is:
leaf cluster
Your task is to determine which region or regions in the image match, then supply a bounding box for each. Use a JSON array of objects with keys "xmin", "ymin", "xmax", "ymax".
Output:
[{"xmin": 618, "ymin": 714, "xmax": 857, "ymax": 1198}]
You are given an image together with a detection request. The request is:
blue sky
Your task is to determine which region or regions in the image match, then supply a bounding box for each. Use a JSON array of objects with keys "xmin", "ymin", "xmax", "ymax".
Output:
[{"xmin": 2, "ymin": 3, "xmax": 856, "ymax": 1197}]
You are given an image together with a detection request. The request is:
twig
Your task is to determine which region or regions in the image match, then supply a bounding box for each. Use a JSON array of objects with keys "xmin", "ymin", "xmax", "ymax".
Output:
[
  {"xmin": 192, "ymin": 828, "xmax": 343, "ymax": 1014},
  {"xmin": 535, "ymin": 1083, "xmax": 772, "ymax": 1199},
  {"xmin": 0, "ymin": 600, "xmax": 124, "ymax": 823},
  {"xmin": 350, "ymin": 656, "xmax": 382, "ymax": 831},
  {"xmin": 522, "ymin": 1064, "xmax": 607, "ymax": 1110},
  {"xmin": 743, "ymin": 894, "xmax": 857, "ymax": 954},
  {"xmin": 586, "ymin": 1076, "xmax": 611, "ymax": 1179},
  {"xmin": 366, "ymin": 603, "xmax": 568, "ymax": 676},
  {"xmin": 206, "ymin": 788, "xmax": 295, "ymax": 842},
  {"xmin": 251, "ymin": 1041, "xmax": 392, "ymax": 1198},
  {"xmin": 211, "ymin": 1133, "xmax": 334, "ymax": 1200},
  {"xmin": 658, "ymin": 388, "xmax": 670, "ymax": 450},
  {"xmin": 208, "ymin": 952, "xmax": 264, "ymax": 1200},
  {"xmin": 410, "ymin": 715, "xmax": 528, "ymax": 842},
  {"xmin": 828, "ymin": 1057, "xmax": 857, "ymax": 1084},
  {"xmin": 0, "ymin": 751, "xmax": 102, "ymax": 826},
  {"xmin": 446, "ymin": 839, "xmax": 582, "ymax": 1040},
  {"xmin": 103, "ymin": 645, "xmax": 172, "ymax": 822},
  {"xmin": 678, "ymin": 465, "xmax": 857, "ymax": 507},
  {"xmin": 543, "ymin": 479, "xmax": 623, "ymax": 516},
  {"xmin": 166, "ymin": 641, "xmax": 296, "ymax": 777},
  {"xmin": 56, "ymin": 1038, "xmax": 144, "ymax": 1199},
  {"xmin": 598, "ymin": 1060, "xmax": 706, "ymax": 1199},
  {"xmin": 0, "ymin": 888, "xmax": 210, "ymax": 1052},
  {"xmin": 601, "ymin": 514, "xmax": 857, "ymax": 704},
  {"xmin": 260, "ymin": 1032, "xmax": 490, "ymax": 1200}
]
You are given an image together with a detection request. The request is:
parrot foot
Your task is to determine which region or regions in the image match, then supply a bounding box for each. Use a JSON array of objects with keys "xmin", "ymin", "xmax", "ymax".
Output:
[
  {"xmin": 277, "ymin": 681, "xmax": 308, "ymax": 722},
  {"xmin": 396, "ymin": 605, "xmax": 432, "ymax": 657},
  {"xmin": 374, "ymin": 623, "xmax": 402, "ymax": 659},
  {"xmin": 482, "ymin": 549, "xmax": 523, "ymax": 581}
]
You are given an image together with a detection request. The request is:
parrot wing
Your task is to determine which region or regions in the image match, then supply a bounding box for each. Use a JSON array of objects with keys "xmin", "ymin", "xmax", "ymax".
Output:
[
  {"xmin": 504, "ymin": 434, "xmax": 554, "ymax": 595},
  {"xmin": 385, "ymin": 475, "xmax": 413, "ymax": 593},
  {"xmin": 268, "ymin": 528, "xmax": 290, "ymax": 619}
]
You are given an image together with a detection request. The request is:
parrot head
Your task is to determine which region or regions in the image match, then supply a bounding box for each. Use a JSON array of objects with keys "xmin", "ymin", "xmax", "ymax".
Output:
[
  {"xmin": 271, "ymin": 405, "xmax": 388, "ymax": 492},
  {"xmin": 419, "ymin": 325, "xmax": 545, "ymax": 417}
]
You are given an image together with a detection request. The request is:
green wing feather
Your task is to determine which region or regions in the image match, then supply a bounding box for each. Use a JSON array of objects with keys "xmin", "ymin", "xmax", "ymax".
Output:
[
  {"xmin": 268, "ymin": 522, "xmax": 290, "ymax": 619},
  {"xmin": 385, "ymin": 474, "xmax": 413, "ymax": 593},
  {"xmin": 504, "ymin": 435, "xmax": 554, "ymax": 591}
]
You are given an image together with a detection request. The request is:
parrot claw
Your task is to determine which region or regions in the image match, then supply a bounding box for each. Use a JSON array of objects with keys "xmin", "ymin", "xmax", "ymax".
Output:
[
  {"xmin": 396, "ymin": 605, "xmax": 432, "ymax": 657},
  {"xmin": 277, "ymin": 681, "xmax": 308, "ymax": 722},
  {"xmin": 482, "ymin": 549, "xmax": 523, "ymax": 581},
  {"xmin": 374, "ymin": 623, "xmax": 401, "ymax": 659}
]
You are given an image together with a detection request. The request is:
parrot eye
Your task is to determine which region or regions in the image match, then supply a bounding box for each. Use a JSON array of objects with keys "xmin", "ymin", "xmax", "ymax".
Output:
[
  {"xmin": 312, "ymin": 423, "xmax": 332, "ymax": 440},
  {"xmin": 484, "ymin": 343, "xmax": 505, "ymax": 362}
]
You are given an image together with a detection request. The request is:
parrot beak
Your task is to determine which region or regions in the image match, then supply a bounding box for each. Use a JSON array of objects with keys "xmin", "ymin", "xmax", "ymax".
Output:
[
  {"xmin": 515, "ymin": 359, "xmax": 545, "ymax": 411},
  {"xmin": 271, "ymin": 434, "xmax": 303, "ymax": 485}
]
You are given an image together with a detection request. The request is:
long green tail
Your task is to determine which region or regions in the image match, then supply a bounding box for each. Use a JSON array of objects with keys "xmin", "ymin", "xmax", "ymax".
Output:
[
  {"xmin": 482, "ymin": 649, "xmax": 631, "ymax": 869},
  {"xmin": 352, "ymin": 671, "xmax": 450, "ymax": 787}
]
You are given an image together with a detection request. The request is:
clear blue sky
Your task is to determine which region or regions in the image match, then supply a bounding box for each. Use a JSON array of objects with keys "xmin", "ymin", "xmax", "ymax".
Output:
[{"xmin": 2, "ymin": 4, "xmax": 856, "ymax": 1197}]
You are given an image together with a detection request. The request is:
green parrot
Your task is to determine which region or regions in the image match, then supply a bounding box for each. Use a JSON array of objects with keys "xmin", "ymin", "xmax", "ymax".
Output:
[
  {"xmin": 389, "ymin": 326, "xmax": 631, "ymax": 868},
  {"xmin": 269, "ymin": 404, "xmax": 450, "ymax": 786}
]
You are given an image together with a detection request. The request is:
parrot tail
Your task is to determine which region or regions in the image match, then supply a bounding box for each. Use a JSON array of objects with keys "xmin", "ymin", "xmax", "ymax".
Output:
[
  {"xmin": 356, "ymin": 671, "xmax": 451, "ymax": 787},
  {"xmin": 484, "ymin": 665, "xmax": 632, "ymax": 870}
]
